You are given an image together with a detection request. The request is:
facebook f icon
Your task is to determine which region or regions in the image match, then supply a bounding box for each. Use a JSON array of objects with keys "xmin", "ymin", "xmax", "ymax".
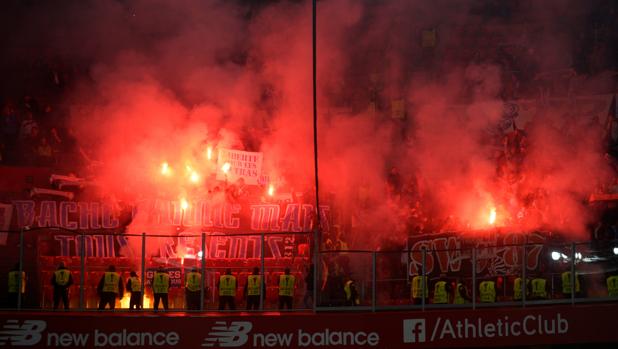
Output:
[{"xmin": 403, "ymin": 319, "xmax": 426, "ymax": 343}]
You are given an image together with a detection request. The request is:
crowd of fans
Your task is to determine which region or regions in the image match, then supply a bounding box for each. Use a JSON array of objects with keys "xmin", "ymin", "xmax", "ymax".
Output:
[{"xmin": 0, "ymin": 56, "xmax": 86, "ymax": 172}]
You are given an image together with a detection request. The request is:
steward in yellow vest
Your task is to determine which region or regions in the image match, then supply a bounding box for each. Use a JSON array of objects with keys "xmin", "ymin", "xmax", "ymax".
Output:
[
  {"xmin": 218, "ymin": 268, "xmax": 237, "ymax": 310},
  {"xmin": 479, "ymin": 280, "xmax": 496, "ymax": 303},
  {"xmin": 560, "ymin": 271, "xmax": 582, "ymax": 297},
  {"xmin": 411, "ymin": 275, "xmax": 428, "ymax": 304},
  {"xmin": 97, "ymin": 265, "xmax": 123, "ymax": 310},
  {"xmin": 125, "ymin": 271, "xmax": 142, "ymax": 310},
  {"xmin": 344, "ymin": 278, "xmax": 360, "ymax": 306},
  {"xmin": 278, "ymin": 267, "xmax": 296, "ymax": 310},
  {"xmin": 513, "ymin": 277, "xmax": 529, "ymax": 301},
  {"xmin": 152, "ymin": 266, "xmax": 171, "ymax": 311},
  {"xmin": 244, "ymin": 267, "xmax": 264, "ymax": 310},
  {"xmin": 529, "ymin": 278, "xmax": 548, "ymax": 300},
  {"xmin": 607, "ymin": 275, "xmax": 618, "ymax": 297},
  {"xmin": 51, "ymin": 262, "xmax": 73, "ymax": 310},
  {"xmin": 7, "ymin": 263, "xmax": 25, "ymax": 308},
  {"xmin": 185, "ymin": 267, "xmax": 202, "ymax": 311},
  {"xmin": 432, "ymin": 277, "xmax": 452, "ymax": 304}
]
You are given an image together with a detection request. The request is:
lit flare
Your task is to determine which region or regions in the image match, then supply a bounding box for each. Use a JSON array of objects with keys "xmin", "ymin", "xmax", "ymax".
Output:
[
  {"xmin": 488, "ymin": 207, "xmax": 497, "ymax": 225},
  {"xmin": 180, "ymin": 198, "xmax": 189, "ymax": 211},
  {"xmin": 222, "ymin": 162, "xmax": 231, "ymax": 174},
  {"xmin": 189, "ymin": 171, "xmax": 200, "ymax": 183},
  {"xmin": 160, "ymin": 162, "xmax": 171, "ymax": 176}
]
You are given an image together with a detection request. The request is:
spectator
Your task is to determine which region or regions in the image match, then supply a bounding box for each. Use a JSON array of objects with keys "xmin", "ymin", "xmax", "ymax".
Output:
[
  {"xmin": 19, "ymin": 111, "xmax": 38, "ymax": 140},
  {"xmin": 21, "ymin": 124, "xmax": 41, "ymax": 166},
  {"xmin": 36, "ymin": 137, "xmax": 54, "ymax": 165}
]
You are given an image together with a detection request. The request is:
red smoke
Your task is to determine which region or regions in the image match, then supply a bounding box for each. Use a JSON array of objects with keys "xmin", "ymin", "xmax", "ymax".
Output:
[{"xmin": 6, "ymin": 0, "xmax": 614, "ymax": 248}]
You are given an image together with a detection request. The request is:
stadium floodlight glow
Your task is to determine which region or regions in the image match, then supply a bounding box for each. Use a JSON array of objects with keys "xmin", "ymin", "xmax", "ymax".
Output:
[
  {"xmin": 551, "ymin": 251, "xmax": 561, "ymax": 261},
  {"xmin": 613, "ymin": 247, "xmax": 618, "ymax": 256}
]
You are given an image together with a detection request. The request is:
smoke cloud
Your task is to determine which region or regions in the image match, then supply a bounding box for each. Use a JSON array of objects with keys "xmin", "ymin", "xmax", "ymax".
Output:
[{"xmin": 3, "ymin": 0, "xmax": 615, "ymax": 249}]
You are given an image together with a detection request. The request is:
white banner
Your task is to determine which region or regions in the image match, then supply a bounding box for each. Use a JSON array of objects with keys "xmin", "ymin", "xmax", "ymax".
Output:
[
  {"xmin": 216, "ymin": 148, "xmax": 263, "ymax": 185},
  {"xmin": 0, "ymin": 202, "xmax": 13, "ymax": 245}
]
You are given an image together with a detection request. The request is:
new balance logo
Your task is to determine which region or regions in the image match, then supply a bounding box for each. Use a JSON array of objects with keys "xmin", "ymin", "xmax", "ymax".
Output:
[
  {"xmin": 202, "ymin": 321, "xmax": 252, "ymax": 347},
  {"xmin": 0, "ymin": 320, "xmax": 46, "ymax": 346},
  {"xmin": 403, "ymin": 319, "xmax": 426, "ymax": 343}
]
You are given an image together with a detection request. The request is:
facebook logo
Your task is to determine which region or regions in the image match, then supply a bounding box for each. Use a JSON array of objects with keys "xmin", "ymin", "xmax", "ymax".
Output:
[{"xmin": 403, "ymin": 319, "xmax": 426, "ymax": 343}]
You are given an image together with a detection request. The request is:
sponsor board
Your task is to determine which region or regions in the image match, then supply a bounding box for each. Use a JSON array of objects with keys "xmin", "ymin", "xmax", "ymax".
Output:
[{"xmin": 1, "ymin": 303, "xmax": 617, "ymax": 348}]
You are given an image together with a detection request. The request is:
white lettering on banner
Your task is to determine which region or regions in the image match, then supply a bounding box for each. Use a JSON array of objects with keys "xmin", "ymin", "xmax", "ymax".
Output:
[
  {"xmin": 253, "ymin": 333, "xmax": 293, "ymax": 347},
  {"xmin": 0, "ymin": 320, "xmax": 46, "ymax": 346},
  {"xmin": 93, "ymin": 330, "xmax": 179, "ymax": 347},
  {"xmin": 216, "ymin": 149, "xmax": 263, "ymax": 185},
  {"xmin": 47, "ymin": 332, "xmax": 89, "ymax": 346},
  {"xmin": 202, "ymin": 321, "xmax": 379, "ymax": 347},
  {"xmin": 403, "ymin": 313, "xmax": 569, "ymax": 343},
  {"xmin": 296, "ymin": 329, "xmax": 379, "ymax": 347}
]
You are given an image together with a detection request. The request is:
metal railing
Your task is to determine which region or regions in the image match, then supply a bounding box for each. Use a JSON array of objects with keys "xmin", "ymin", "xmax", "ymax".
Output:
[
  {"xmin": 1, "ymin": 228, "xmax": 313, "ymax": 312},
  {"xmin": 3, "ymin": 228, "xmax": 618, "ymax": 313},
  {"xmin": 315, "ymin": 239, "xmax": 618, "ymax": 311}
]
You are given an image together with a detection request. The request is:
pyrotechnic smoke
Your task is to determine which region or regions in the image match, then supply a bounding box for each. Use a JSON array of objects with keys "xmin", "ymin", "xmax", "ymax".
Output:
[{"xmin": 3, "ymin": 0, "xmax": 614, "ymax": 250}]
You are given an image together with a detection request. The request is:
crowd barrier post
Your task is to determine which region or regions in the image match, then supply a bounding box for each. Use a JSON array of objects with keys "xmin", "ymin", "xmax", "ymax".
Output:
[
  {"xmin": 570, "ymin": 242, "xmax": 576, "ymax": 305},
  {"xmin": 200, "ymin": 232, "xmax": 206, "ymax": 312},
  {"xmin": 79, "ymin": 232, "xmax": 85, "ymax": 310},
  {"xmin": 140, "ymin": 233, "xmax": 146, "ymax": 310},
  {"xmin": 371, "ymin": 251, "xmax": 376, "ymax": 312},
  {"xmin": 17, "ymin": 228, "xmax": 24, "ymax": 310},
  {"xmin": 472, "ymin": 247, "xmax": 476, "ymax": 309},
  {"xmin": 522, "ymin": 243, "xmax": 527, "ymax": 307},
  {"xmin": 260, "ymin": 233, "xmax": 265, "ymax": 311},
  {"xmin": 421, "ymin": 247, "xmax": 426, "ymax": 311}
]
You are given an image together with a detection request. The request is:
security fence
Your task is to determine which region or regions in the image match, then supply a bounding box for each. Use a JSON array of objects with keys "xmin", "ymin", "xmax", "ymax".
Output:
[
  {"xmin": 315, "ymin": 240, "xmax": 618, "ymax": 311},
  {"xmin": 3, "ymin": 228, "xmax": 618, "ymax": 312},
  {"xmin": 1, "ymin": 228, "xmax": 313, "ymax": 312}
]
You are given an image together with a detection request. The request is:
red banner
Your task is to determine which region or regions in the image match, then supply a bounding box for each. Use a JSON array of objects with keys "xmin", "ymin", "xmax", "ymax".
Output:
[{"xmin": 1, "ymin": 303, "xmax": 618, "ymax": 348}]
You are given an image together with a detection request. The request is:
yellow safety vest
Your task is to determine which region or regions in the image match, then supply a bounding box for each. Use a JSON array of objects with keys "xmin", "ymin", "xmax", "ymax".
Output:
[
  {"xmin": 453, "ymin": 283, "xmax": 466, "ymax": 304},
  {"xmin": 54, "ymin": 269, "xmax": 71, "ymax": 286},
  {"xmin": 279, "ymin": 274, "xmax": 295, "ymax": 297},
  {"xmin": 479, "ymin": 281, "xmax": 496, "ymax": 303},
  {"xmin": 531, "ymin": 278, "xmax": 547, "ymax": 299},
  {"xmin": 153, "ymin": 272, "xmax": 170, "ymax": 294},
  {"xmin": 8, "ymin": 271, "xmax": 25, "ymax": 293},
  {"xmin": 561, "ymin": 272, "xmax": 580, "ymax": 294},
  {"xmin": 129, "ymin": 276, "xmax": 141, "ymax": 292},
  {"xmin": 102, "ymin": 272, "xmax": 120, "ymax": 293},
  {"xmin": 607, "ymin": 276, "xmax": 618, "ymax": 297},
  {"xmin": 247, "ymin": 275, "xmax": 261, "ymax": 296},
  {"xmin": 219, "ymin": 275, "xmax": 236, "ymax": 296},
  {"xmin": 343, "ymin": 280, "xmax": 359, "ymax": 304},
  {"xmin": 513, "ymin": 278, "xmax": 529, "ymax": 301},
  {"xmin": 411, "ymin": 276, "xmax": 428, "ymax": 299},
  {"xmin": 186, "ymin": 272, "xmax": 201, "ymax": 292},
  {"xmin": 433, "ymin": 281, "xmax": 448, "ymax": 304}
]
